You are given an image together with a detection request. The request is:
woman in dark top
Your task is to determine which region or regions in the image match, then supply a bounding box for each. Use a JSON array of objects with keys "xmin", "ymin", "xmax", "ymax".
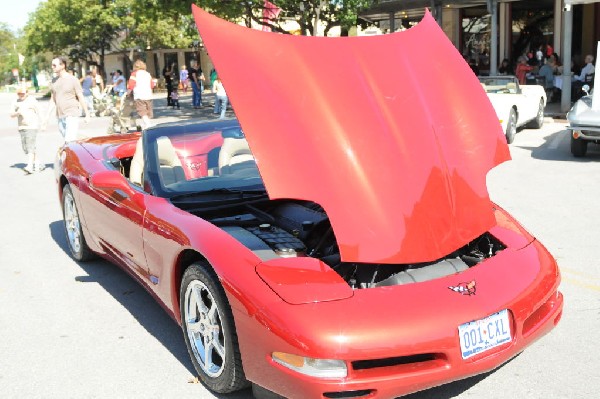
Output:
[
  {"xmin": 189, "ymin": 60, "xmax": 204, "ymax": 108},
  {"xmin": 498, "ymin": 58, "xmax": 512, "ymax": 75},
  {"xmin": 163, "ymin": 64, "xmax": 174, "ymax": 106}
]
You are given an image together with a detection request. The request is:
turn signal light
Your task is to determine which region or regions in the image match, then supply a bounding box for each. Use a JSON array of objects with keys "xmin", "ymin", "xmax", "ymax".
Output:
[
  {"xmin": 572, "ymin": 131, "xmax": 581, "ymax": 139},
  {"xmin": 272, "ymin": 352, "xmax": 347, "ymax": 378}
]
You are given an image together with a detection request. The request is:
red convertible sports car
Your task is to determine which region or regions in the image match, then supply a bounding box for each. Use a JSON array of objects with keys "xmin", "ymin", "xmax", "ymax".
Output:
[{"xmin": 55, "ymin": 6, "xmax": 563, "ymax": 399}]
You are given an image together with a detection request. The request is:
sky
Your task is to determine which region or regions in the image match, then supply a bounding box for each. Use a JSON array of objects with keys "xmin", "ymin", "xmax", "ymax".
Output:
[{"xmin": 0, "ymin": 0, "xmax": 42, "ymax": 32}]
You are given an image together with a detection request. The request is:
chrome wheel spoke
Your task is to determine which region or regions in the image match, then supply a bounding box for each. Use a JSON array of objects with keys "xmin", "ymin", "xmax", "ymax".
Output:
[
  {"xmin": 187, "ymin": 318, "xmax": 202, "ymax": 335},
  {"xmin": 184, "ymin": 279, "xmax": 226, "ymax": 378},
  {"xmin": 64, "ymin": 194, "xmax": 81, "ymax": 253},
  {"xmin": 212, "ymin": 334, "xmax": 225, "ymax": 358},
  {"xmin": 203, "ymin": 337, "xmax": 214, "ymax": 369},
  {"xmin": 207, "ymin": 301, "xmax": 218, "ymax": 324}
]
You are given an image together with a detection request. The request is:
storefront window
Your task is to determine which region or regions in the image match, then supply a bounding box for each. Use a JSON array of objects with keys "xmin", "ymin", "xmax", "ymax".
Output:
[
  {"xmin": 462, "ymin": 9, "xmax": 490, "ymax": 75},
  {"xmin": 511, "ymin": 7, "xmax": 554, "ymax": 65}
]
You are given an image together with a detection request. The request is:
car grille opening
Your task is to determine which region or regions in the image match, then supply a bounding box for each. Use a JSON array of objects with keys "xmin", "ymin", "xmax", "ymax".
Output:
[
  {"xmin": 352, "ymin": 353, "xmax": 438, "ymax": 370},
  {"xmin": 323, "ymin": 390, "xmax": 375, "ymax": 398},
  {"xmin": 523, "ymin": 291, "xmax": 562, "ymax": 337}
]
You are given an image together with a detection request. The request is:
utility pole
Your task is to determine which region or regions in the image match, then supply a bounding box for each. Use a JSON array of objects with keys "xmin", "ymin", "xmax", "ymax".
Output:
[
  {"xmin": 487, "ymin": 0, "xmax": 498, "ymax": 76},
  {"xmin": 562, "ymin": 3, "xmax": 573, "ymax": 113}
]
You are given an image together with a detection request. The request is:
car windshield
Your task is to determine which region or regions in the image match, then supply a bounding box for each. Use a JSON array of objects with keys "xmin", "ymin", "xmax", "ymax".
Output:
[
  {"xmin": 143, "ymin": 119, "xmax": 265, "ymax": 199},
  {"xmin": 478, "ymin": 77, "xmax": 519, "ymax": 94}
]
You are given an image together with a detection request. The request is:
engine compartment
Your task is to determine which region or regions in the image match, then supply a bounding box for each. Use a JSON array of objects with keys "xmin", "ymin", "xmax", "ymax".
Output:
[{"xmin": 185, "ymin": 199, "xmax": 505, "ymax": 289}]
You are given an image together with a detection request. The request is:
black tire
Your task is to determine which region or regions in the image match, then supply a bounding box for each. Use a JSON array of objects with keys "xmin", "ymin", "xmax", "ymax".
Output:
[
  {"xmin": 505, "ymin": 108, "xmax": 517, "ymax": 144},
  {"xmin": 528, "ymin": 99, "xmax": 545, "ymax": 129},
  {"xmin": 62, "ymin": 184, "xmax": 95, "ymax": 261},
  {"xmin": 571, "ymin": 136, "xmax": 588, "ymax": 157},
  {"xmin": 180, "ymin": 262, "xmax": 248, "ymax": 393}
]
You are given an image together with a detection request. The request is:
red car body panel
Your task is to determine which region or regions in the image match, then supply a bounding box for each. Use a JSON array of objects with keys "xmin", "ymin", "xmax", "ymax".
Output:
[
  {"xmin": 192, "ymin": 6, "xmax": 510, "ymax": 264},
  {"xmin": 53, "ymin": 7, "xmax": 563, "ymax": 399}
]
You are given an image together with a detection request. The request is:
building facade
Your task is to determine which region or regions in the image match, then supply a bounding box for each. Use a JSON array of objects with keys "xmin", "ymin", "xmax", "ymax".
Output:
[{"xmin": 361, "ymin": 0, "xmax": 600, "ymax": 75}]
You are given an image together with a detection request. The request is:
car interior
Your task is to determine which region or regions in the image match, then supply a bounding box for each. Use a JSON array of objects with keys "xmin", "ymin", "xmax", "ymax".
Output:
[
  {"xmin": 479, "ymin": 78, "xmax": 519, "ymax": 94},
  {"xmin": 124, "ymin": 129, "xmax": 259, "ymax": 193}
]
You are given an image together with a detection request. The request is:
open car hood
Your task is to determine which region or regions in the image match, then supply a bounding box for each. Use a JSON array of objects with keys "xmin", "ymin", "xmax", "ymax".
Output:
[{"xmin": 192, "ymin": 6, "xmax": 510, "ymax": 264}]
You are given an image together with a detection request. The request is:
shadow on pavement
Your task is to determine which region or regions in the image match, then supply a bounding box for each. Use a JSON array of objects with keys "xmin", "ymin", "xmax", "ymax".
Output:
[
  {"xmin": 151, "ymin": 92, "xmax": 235, "ymax": 123},
  {"xmin": 48, "ymin": 220, "xmax": 196, "ymax": 375},
  {"xmin": 9, "ymin": 162, "xmax": 27, "ymax": 170},
  {"xmin": 48, "ymin": 219, "xmax": 255, "ymax": 398},
  {"xmin": 402, "ymin": 372, "xmax": 491, "ymax": 399},
  {"xmin": 401, "ymin": 353, "xmax": 522, "ymax": 399},
  {"xmin": 515, "ymin": 130, "xmax": 600, "ymax": 162}
]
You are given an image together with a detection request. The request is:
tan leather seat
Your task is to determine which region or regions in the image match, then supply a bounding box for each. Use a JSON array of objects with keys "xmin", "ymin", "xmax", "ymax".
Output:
[
  {"xmin": 129, "ymin": 136, "xmax": 185, "ymax": 187},
  {"xmin": 218, "ymin": 136, "xmax": 255, "ymax": 174},
  {"xmin": 156, "ymin": 136, "xmax": 186, "ymax": 186},
  {"xmin": 506, "ymin": 82, "xmax": 517, "ymax": 94},
  {"xmin": 129, "ymin": 138, "xmax": 144, "ymax": 186}
]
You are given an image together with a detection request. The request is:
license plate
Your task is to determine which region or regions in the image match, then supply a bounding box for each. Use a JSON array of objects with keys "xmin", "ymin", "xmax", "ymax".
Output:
[{"xmin": 459, "ymin": 309, "xmax": 512, "ymax": 359}]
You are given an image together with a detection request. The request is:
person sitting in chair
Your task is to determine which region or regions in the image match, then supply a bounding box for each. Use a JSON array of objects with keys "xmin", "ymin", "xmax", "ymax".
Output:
[{"xmin": 575, "ymin": 55, "xmax": 595, "ymax": 82}]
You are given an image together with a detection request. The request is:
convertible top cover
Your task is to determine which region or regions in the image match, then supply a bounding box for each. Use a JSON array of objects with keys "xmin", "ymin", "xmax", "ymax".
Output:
[{"xmin": 192, "ymin": 5, "xmax": 510, "ymax": 264}]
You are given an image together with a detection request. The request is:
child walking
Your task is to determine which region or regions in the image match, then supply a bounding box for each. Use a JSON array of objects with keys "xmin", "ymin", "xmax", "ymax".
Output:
[
  {"xmin": 10, "ymin": 87, "xmax": 43, "ymax": 174},
  {"xmin": 170, "ymin": 87, "xmax": 180, "ymax": 109}
]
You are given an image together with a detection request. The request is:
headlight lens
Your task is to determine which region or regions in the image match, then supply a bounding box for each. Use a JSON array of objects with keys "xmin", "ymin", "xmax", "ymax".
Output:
[{"xmin": 272, "ymin": 352, "xmax": 347, "ymax": 378}]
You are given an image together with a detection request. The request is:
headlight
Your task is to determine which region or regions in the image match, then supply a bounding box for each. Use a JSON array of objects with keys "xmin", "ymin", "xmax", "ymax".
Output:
[{"xmin": 272, "ymin": 352, "xmax": 347, "ymax": 378}]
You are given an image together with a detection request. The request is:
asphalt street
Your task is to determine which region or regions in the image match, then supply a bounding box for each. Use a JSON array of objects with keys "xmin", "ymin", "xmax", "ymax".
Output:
[{"xmin": 0, "ymin": 91, "xmax": 599, "ymax": 399}]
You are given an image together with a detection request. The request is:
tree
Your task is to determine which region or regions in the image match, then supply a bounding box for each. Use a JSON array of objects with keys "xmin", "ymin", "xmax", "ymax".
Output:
[
  {"xmin": 24, "ymin": 0, "xmax": 199, "ymax": 76},
  {"xmin": 0, "ymin": 23, "xmax": 22, "ymax": 85},
  {"xmin": 25, "ymin": 0, "xmax": 126, "ymax": 75},
  {"xmin": 196, "ymin": 0, "xmax": 376, "ymax": 36},
  {"xmin": 21, "ymin": 0, "xmax": 376, "ymax": 79}
]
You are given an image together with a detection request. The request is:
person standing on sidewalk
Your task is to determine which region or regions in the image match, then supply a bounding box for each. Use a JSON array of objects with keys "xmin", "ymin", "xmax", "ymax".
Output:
[
  {"xmin": 80, "ymin": 70, "xmax": 96, "ymax": 117},
  {"xmin": 46, "ymin": 56, "xmax": 90, "ymax": 142},
  {"xmin": 179, "ymin": 65, "xmax": 189, "ymax": 94},
  {"xmin": 127, "ymin": 59, "xmax": 156, "ymax": 129},
  {"xmin": 212, "ymin": 76, "xmax": 228, "ymax": 119},
  {"xmin": 10, "ymin": 87, "xmax": 43, "ymax": 173},
  {"xmin": 189, "ymin": 60, "xmax": 205, "ymax": 109},
  {"xmin": 163, "ymin": 63, "xmax": 174, "ymax": 106}
]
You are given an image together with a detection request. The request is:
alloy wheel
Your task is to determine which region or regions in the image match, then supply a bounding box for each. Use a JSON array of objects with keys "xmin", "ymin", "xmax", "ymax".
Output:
[
  {"xmin": 184, "ymin": 280, "xmax": 226, "ymax": 378},
  {"xmin": 63, "ymin": 191, "xmax": 82, "ymax": 255}
]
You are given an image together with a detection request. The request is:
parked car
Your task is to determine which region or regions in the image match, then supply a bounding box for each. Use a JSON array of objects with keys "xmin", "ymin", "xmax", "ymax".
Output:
[
  {"xmin": 479, "ymin": 76, "xmax": 547, "ymax": 143},
  {"xmin": 55, "ymin": 6, "xmax": 563, "ymax": 399},
  {"xmin": 567, "ymin": 85, "xmax": 599, "ymax": 157}
]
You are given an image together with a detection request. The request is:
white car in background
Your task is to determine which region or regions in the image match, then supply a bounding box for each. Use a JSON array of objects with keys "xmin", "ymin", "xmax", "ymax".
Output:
[{"xmin": 479, "ymin": 76, "xmax": 547, "ymax": 143}]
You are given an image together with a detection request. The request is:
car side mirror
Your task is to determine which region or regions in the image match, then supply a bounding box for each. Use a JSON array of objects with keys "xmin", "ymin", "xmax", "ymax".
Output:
[
  {"xmin": 582, "ymin": 84, "xmax": 590, "ymax": 95},
  {"xmin": 90, "ymin": 170, "xmax": 131, "ymax": 192}
]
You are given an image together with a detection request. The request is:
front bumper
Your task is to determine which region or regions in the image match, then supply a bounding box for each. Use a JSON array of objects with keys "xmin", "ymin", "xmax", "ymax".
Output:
[
  {"xmin": 237, "ymin": 239, "xmax": 563, "ymax": 399},
  {"xmin": 567, "ymin": 125, "xmax": 600, "ymax": 141}
]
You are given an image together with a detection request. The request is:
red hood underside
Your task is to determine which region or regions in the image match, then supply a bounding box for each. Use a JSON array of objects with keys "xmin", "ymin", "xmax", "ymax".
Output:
[{"xmin": 192, "ymin": 5, "xmax": 510, "ymax": 264}]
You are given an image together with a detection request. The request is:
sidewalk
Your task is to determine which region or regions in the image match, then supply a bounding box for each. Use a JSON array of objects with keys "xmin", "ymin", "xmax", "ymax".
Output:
[
  {"xmin": 544, "ymin": 100, "xmax": 568, "ymax": 120},
  {"xmin": 150, "ymin": 90, "xmax": 232, "ymax": 124},
  {"xmin": 74, "ymin": 91, "xmax": 233, "ymax": 139}
]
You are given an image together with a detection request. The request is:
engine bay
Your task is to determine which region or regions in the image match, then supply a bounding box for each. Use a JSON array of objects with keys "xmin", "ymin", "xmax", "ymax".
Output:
[{"xmin": 182, "ymin": 199, "xmax": 505, "ymax": 289}]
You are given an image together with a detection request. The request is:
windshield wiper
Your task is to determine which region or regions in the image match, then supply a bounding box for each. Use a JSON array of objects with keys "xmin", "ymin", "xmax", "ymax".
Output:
[{"xmin": 170, "ymin": 188, "xmax": 267, "ymax": 202}]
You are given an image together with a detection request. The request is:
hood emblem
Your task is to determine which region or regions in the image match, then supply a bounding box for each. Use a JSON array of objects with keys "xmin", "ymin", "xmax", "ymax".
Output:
[{"xmin": 449, "ymin": 280, "xmax": 476, "ymax": 296}]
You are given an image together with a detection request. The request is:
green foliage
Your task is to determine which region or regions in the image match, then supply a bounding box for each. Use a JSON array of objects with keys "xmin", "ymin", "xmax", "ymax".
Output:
[
  {"xmin": 0, "ymin": 23, "xmax": 21, "ymax": 84},
  {"xmin": 195, "ymin": 0, "xmax": 376, "ymax": 35},
  {"xmin": 23, "ymin": 0, "xmax": 199, "ymax": 74},
  {"xmin": 18, "ymin": 0, "xmax": 376, "ymax": 78}
]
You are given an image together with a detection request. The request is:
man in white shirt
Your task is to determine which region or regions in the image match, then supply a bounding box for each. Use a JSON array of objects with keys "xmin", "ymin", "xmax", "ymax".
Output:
[
  {"xmin": 575, "ymin": 55, "xmax": 595, "ymax": 82},
  {"xmin": 127, "ymin": 59, "xmax": 155, "ymax": 129}
]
